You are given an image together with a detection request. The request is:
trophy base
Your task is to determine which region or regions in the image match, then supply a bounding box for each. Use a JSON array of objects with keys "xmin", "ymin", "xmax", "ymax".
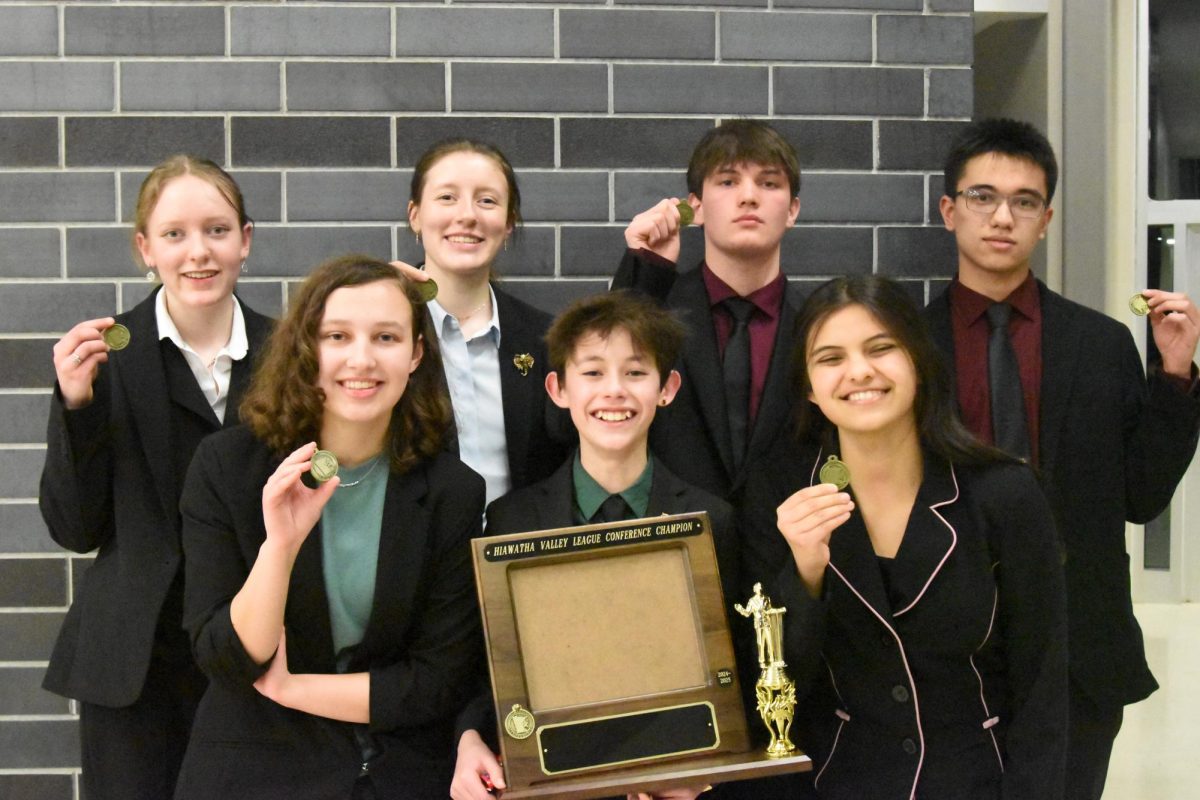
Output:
[
  {"xmin": 500, "ymin": 748, "xmax": 812, "ymax": 800},
  {"xmin": 765, "ymin": 742, "xmax": 797, "ymax": 759}
]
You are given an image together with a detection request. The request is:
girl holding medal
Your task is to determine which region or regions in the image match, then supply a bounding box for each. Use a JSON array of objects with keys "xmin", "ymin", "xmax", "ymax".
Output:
[
  {"xmin": 39, "ymin": 155, "xmax": 272, "ymax": 800},
  {"xmin": 175, "ymin": 256, "xmax": 485, "ymax": 799},
  {"xmin": 740, "ymin": 275, "xmax": 1068, "ymax": 799}
]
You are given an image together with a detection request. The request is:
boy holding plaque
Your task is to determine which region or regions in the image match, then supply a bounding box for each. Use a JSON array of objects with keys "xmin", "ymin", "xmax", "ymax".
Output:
[{"xmin": 451, "ymin": 291, "xmax": 738, "ymax": 800}]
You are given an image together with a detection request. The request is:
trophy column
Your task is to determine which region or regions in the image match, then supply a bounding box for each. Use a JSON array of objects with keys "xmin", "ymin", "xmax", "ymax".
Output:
[{"xmin": 736, "ymin": 583, "xmax": 797, "ymax": 758}]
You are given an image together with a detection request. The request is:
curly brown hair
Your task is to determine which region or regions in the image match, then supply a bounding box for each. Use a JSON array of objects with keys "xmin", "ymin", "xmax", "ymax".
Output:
[{"xmin": 240, "ymin": 254, "xmax": 451, "ymax": 474}]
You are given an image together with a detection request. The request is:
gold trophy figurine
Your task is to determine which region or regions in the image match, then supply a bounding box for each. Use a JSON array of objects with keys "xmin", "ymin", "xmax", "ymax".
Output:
[{"xmin": 735, "ymin": 583, "xmax": 797, "ymax": 758}]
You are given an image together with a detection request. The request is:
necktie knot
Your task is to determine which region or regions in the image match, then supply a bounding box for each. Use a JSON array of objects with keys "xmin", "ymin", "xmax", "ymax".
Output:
[
  {"xmin": 722, "ymin": 296, "xmax": 756, "ymax": 325},
  {"xmin": 986, "ymin": 302, "xmax": 1012, "ymax": 330},
  {"xmin": 593, "ymin": 493, "xmax": 633, "ymax": 524}
]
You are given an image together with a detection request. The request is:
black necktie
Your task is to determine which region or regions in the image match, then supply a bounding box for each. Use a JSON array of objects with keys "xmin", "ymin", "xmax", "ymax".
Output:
[
  {"xmin": 986, "ymin": 302, "xmax": 1031, "ymax": 460},
  {"xmin": 722, "ymin": 297, "xmax": 755, "ymax": 473},
  {"xmin": 593, "ymin": 494, "xmax": 633, "ymax": 524}
]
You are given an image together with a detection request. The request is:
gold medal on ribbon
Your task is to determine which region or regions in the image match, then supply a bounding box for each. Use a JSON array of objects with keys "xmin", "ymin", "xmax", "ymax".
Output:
[
  {"xmin": 310, "ymin": 449, "xmax": 340, "ymax": 483},
  {"xmin": 1129, "ymin": 293, "xmax": 1150, "ymax": 316},
  {"xmin": 819, "ymin": 455, "xmax": 851, "ymax": 490},
  {"xmin": 103, "ymin": 323, "xmax": 131, "ymax": 351},
  {"xmin": 415, "ymin": 277, "xmax": 438, "ymax": 303},
  {"xmin": 676, "ymin": 200, "xmax": 695, "ymax": 227}
]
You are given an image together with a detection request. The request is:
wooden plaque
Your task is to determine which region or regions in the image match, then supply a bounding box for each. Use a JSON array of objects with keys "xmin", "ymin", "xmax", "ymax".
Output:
[{"xmin": 472, "ymin": 512, "xmax": 811, "ymax": 799}]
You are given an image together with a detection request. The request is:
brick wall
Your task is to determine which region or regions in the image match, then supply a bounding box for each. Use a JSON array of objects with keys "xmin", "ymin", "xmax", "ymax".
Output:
[{"xmin": 0, "ymin": 1, "xmax": 971, "ymax": 795}]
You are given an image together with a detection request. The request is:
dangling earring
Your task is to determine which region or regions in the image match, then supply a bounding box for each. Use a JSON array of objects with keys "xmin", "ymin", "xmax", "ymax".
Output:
[
  {"xmin": 414, "ymin": 230, "xmax": 421, "ymax": 244},
  {"xmin": 240, "ymin": 260, "xmax": 247, "ymax": 274},
  {"xmin": 145, "ymin": 267, "xmax": 158, "ymax": 282},
  {"xmin": 503, "ymin": 237, "xmax": 509, "ymax": 252}
]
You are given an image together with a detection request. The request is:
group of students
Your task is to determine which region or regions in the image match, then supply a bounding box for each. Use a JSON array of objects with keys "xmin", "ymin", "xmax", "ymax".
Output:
[{"xmin": 38, "ymin": 117, "xmax": 1200, "ymax": 800}]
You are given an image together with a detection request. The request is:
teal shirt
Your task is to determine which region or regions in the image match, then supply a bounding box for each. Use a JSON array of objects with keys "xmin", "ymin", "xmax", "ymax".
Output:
[
  {"xmin": 571, "ymin": 450, "xmax": 653, "ymax": 524},
  {"xmin": 320, "ymin": 456, "xmax": 388, "ymax": 655}
]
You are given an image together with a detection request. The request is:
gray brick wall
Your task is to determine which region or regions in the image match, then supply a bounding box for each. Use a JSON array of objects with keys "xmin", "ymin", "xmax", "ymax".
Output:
[{"xmin": 0, "ymin": 1, "xmax": 970, "ymax": 791}]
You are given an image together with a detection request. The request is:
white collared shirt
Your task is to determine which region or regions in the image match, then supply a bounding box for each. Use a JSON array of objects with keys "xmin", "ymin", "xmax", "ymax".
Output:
[
  {"xmin": 428, "ymin": 287, "xmax": 511, "ymax": 505},
  {"xmin": 155, "ymin": 290, "xmax": 249, "ymax": 424}
]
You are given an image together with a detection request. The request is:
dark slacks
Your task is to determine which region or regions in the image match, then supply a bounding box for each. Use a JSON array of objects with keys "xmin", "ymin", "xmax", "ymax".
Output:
[
  {"xmin": 80, "ymin": 652, "xmax": 206, "ymax": 800},
  {"xmin": 1065, "ymin": 686, "xmax": 1124, "ymax": 800}
]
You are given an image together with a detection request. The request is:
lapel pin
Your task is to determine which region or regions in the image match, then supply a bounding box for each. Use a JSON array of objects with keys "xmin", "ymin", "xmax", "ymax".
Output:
[{"xmin": 513, "ymin": 353, "xmax": 534, "ymax": 376}]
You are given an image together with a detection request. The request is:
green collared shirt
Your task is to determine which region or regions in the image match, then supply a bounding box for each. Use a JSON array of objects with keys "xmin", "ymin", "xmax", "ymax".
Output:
[{"xmin": 572, "ymin": 450, "xmax": 653, "ymax": 524}]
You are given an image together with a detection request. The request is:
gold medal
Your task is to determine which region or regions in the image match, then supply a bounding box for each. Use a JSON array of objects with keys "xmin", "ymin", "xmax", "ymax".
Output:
[
  {"xmin": 1129, "ymin": 293, "xmax": 1150, "ymax": 316},
  {"xmin": 819, "ymin": 455, "xmax": 851, "ymax": 490},
  {"xmin": 676, "ymin": 200, "xmax": 694, "ymax": 227},
  {"xmin": 310, "ymin": 449, "xmax": 339, "ymax": 483},
  {"xmin": 102, "ymin": 323, "xmax": 131, "ymax": 351},
  {"xmin": 504, "ymin": 704, "xmax": 535, "ymax": 740},
  {"xmin": 415, "ymin": 277, "xmax": 438, "ymax": 303}
]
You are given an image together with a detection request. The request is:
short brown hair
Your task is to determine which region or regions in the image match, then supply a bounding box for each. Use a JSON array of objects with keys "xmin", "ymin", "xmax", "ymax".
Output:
[
  {"xmin": 686, "ymin": 119, "xmax": 801, "ymax": 198},
  {"xmin": 241, "ymin": 254, "xmax": 451, "ymax": 474},
  {"xmin": 546, "ymin": 291, "xmax": 687, "ymax": 387},
  {"xmin": 132, "ymin": 155, "xmax": 250, "ymax": 272}
]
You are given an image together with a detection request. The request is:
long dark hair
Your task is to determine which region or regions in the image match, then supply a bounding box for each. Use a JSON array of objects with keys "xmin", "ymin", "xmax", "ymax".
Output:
[
  {"xmin": 791, "ymin": 275, "xmax": 1013, "ymax": 467},
  {"xmin": 241, "ymin": 254, "xmax": 452, "ymax": 474}
]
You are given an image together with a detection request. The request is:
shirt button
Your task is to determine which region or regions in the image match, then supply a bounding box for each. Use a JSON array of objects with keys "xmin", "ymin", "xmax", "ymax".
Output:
[
  {"xmin": 891, "ymin": 685, "xmax": 910, "ymax": 703},
  {"xmin": 902, "ymin": 738, "xmax": 917, "ymax": 755}
]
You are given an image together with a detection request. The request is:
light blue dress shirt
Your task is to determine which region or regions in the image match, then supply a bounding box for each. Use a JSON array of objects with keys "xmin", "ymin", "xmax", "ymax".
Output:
[{"xmin": 428, "ymin": 287, "xmax": 511, "ymax": 505}]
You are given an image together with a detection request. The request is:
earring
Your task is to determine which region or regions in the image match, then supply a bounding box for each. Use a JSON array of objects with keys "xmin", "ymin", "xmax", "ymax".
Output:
[
  {"xmin": 503, "ymin": 237, "xmax": 509, "ymax": 252},
  {"xmin": 144, "ymin": 268, "xmax": 158, "ymax": 282},
  {"xmin": 414, "ymin": 230, "xmax": 421, "ymax": 244},
  {"xmin": 659, "ymin": 399, "xmax": 668, "ymax": 406},
  {"xmin": 240, "ymin": 260, "xmax": 247, "ymax": 274}
]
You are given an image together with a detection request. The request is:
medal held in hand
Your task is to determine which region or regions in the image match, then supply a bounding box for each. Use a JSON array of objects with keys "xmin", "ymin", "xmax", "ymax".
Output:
[
  {"xmin": 676, "ymin": 201, "xmax": 695, "ymax": 227},
  {"xmin": 819, "ymin": 455, "xmax": 851, "ymax": 490},
  {"xmin": 310, "ymin": 450, "xmax": 339, "ymax": 483},
  {"xmin": 103, "ymin": 323, "xmax": 131, "ymax": 351}
]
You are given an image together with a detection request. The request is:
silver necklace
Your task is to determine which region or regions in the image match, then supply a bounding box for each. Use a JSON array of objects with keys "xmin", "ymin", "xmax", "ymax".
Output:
[{"xmin": 338, "ymin": 455, "xmax": 384, "ymax": 488}]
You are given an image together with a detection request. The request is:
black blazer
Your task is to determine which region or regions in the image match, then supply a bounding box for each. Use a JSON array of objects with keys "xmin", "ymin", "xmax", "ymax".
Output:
[
  {"xmin": 742, "ymin": 445, "xmax": 1068, "ymax": 800},
  {"xmin": 925, "ymin": 282, "xmax": 1200, "ymax": 710},
  {"xmin": 175, "ymin": 427, "xmax": 485, "ymax": 800},
  {"xmin": 436, "ymin": 283, "xmax": 571, "ymax": 492},
  {"xmin": 612, "ymin": 251, "xmax": 799, "ymax": 500},
  {"xmin": 40, "ymin": 290, "xmax": 273, "ymax": 706}
]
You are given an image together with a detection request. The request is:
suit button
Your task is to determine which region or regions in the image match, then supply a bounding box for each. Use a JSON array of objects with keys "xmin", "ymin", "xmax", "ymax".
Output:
[
  {"xmin": 902, "ymin": 738, "xmax": 917, "ymax": 755},
  {"xmin": 891, "ymin": 685, "xmax": 910, "ymax": 703}
]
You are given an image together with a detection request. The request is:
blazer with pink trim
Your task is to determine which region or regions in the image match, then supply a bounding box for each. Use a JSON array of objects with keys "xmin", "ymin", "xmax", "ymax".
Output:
[{"xmin": 740, "ymin": 445, "xmax": 1067, "ymax": 800}]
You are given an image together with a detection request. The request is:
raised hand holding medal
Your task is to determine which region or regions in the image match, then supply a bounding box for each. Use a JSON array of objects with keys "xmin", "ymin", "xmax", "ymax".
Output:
[
  {"xmin": 623, "ymin": 197, "xmax": 692, "ymax": 264},
  {"xmin": 263, "ymin": 442, "xmax": 339, "ymax": 552}
]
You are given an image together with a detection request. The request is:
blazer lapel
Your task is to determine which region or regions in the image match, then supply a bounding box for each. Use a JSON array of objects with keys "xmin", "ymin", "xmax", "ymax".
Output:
[
  {"xmin": 495, "ymin": 289, "xmax": 538, "ymax": 489},
  {"xmin": 1036, "ymin": 283, "xmax": 1084, "ymax": 476},
  {"xmin": 287, "ymin": 520, "xmax": 337, "ymax": 673},
  {"xmin": 887, "ymin": 457, "xmax": 960, "ymax": 617},
  {"xmin": 112, "ymin": 293, "xmax": 178, "ymax": 526},
  {"xmin": 226, "ymin": 303, "xmax": 274, "ymax": 427},
  {"xmin": 537, "ymin": 458, "xmax": 578, "ymax": 530},
  {"xmin": 744, "ymin": 287, "xmax": 798, "ymax": 475},
  {"xmin": 358, "ymin": 467, "xmax": 432, "ymax": 660},
  {"xmin": 673, "ymin": 271, "xmax": 736, "ymax": 477},
  {"xmin": 646, "ymin": 456, "xmax": 688, "ymax": 516}
]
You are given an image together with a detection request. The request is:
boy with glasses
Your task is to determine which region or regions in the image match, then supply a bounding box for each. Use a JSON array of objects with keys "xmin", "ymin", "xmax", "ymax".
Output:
[{"xmin": 927, "ymin": 117, "xmax": 1200, "ymax": 799}]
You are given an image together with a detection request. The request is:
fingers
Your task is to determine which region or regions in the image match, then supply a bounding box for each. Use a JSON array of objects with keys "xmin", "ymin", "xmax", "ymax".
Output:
[
  {"xmin": 624, "ymin": 198, "xmax": 685, "ymax": 250},
  {"xmin": 777, "ymin": 484, "xmax": 854, "ymax": 537},
  {"xmin": 389, "ymin": 260, "xmax": 429, "ymax": 283},
  {"xmin": 1141, "ymin": 290, "xmax": 1200, "ymax": 321}
]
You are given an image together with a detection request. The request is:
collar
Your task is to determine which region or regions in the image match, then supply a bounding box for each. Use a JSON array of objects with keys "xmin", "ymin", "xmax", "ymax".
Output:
[
  {"xmin": 572, "ymin": 450, "xmax": 655, "ymax": 521},
  {"xmin": 701, "ymin": 262, "xmax": 785, "ymax": 321},
  {"xmin": 427, "ymin": 283, "xmax": 501, "ymax": 346},
  {"xmin": 155, "ymin": 289, "xmax": 248, "ymax": 360},
  {"xmin": 950, "ymin": 271, "xmax": 1040, "ymax": 327}
]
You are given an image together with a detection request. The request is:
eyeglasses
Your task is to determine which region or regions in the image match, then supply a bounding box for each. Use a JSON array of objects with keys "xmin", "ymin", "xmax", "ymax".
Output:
[{"xmin": 954, "ymin": 187, "xmax": 1047, "ymax": 219}]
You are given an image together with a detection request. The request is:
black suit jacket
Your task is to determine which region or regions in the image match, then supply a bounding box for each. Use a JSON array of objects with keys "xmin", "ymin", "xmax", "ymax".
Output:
[
  {"xmin": 40, "ymin": 291, "xmax": 273, "ymax": 706},
  {"xmin": 612, "ymin": 251, "xmax": 799, "ymax": 500},
  {"xmin": 742, "ymin": 445, "xmax": 1068, "ymax": 800},
  {"xmin": 436, "ymin": 283, "xmax": 571, "ymax": 493},
  {"xmin": 175, "ymin": 427, "xmax": 485, "ymax": 800},
  {"xmin": 925, "ymin": 281, "xmax": 1200, "ymax": 710}
]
